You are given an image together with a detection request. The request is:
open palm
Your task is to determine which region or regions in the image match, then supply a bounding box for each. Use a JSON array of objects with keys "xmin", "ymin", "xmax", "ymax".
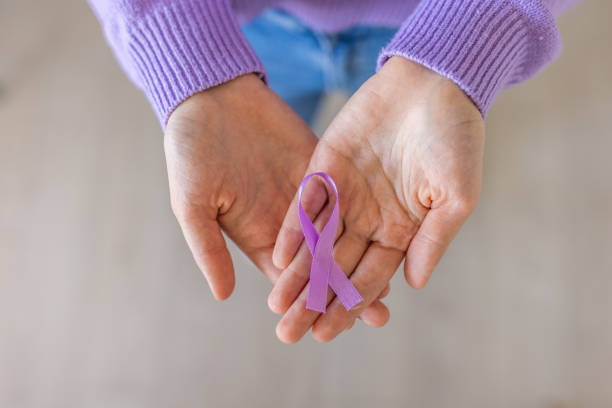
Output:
[
  {"xmin": 271, "ymin": 57, "xmax": 485, "ymax": 343},
  {"xmin": 164, "ymin": 74, "xmax": 391, "ymax": 329}
]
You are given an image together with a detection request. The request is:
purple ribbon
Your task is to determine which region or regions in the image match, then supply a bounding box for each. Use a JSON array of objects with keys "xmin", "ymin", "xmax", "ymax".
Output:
[{"xmin": 298, "ymin": 172, "xmax": 363, "ymax": 313}]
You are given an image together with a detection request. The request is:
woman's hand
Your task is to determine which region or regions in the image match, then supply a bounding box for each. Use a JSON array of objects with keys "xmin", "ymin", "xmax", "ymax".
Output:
[
  {"xmin": 271, "ymin": 57, "xmax": 485, "ymax": 343},
  {"xmin": 165, "ymin": 74, "xmax": 393, "ymax": 331},
  {"xmin": 164, "ymin": 74, "xmax": 318, "ymax": 299}
]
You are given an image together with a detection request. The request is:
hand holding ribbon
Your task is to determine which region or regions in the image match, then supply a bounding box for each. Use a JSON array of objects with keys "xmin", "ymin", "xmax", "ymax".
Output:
[
  {"xmin": 298, "ymin": 173, "xmax": 363, "ymax": 313},
  {"xmin": 271, "ymin": 58, "xmax": 483, "ymax": 343}
]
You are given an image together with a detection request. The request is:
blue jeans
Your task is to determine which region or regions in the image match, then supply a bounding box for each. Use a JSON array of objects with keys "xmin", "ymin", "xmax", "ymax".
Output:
[{"xmin": 242, "ymin": 10, "xmax": 397, "ymax": 125}]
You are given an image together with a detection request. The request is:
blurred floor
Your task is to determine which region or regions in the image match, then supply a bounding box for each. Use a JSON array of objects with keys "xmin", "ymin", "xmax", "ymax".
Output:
[{"xmin": 1, "ymin": 1, "xmax": 611, "ymax": 407}]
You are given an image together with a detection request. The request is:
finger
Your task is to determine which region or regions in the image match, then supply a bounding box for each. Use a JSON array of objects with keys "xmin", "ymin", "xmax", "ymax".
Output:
[
  {"xmin": 312, "ymin": 243, "xmax": 403, "ymax": 342},
  {"xmin": 377, "ymin": 283, "xmax": 391, "ymax": 299},
  {"xmin": 273, "ymin": 228, "xmax": 370, "ymax": 341},
  {"xmin": 275, "ymin": 288, "xmax": 318, "ymax": 344},
  {"xmin": 268, "ymin": 243, "xmax": 314, "ymax": 314},
  {"xmin": 276, "ymin": 282, "xmax": 390, "ymax": 342},
  {"xmin": 247, "ymin": 247, "xmax": 282, "ymax": 285},
  {"xmin": 178, "ymin": 213, "xmax": 235, "ymax": 301},
  {"xmin": 344, "ymin": 318, "xmax": 356, "ymax": 331},
  {"xmin": 272, "ymin": 173, "xmax": 329, "ymax": 269},
  {"xmin": 355, "ymin": 283, "xmax": 390, "ymax": 325},
  {"xmin": 344, "ymin": 283, "xmax": 391, "ymax": 331},
  {"xmin": 404, "ymin": 203, "xmax": 471, "ymax": 289},
  {"xmin": 269, "ymin": 226, "xmax": 368, "ymax": 316},
  {"xmin": 345, "ymin": 285, "xmax": 390, "ymax": 331},
  {"xmin": 267, "ymin": 200, "xmax": 340, "ymax": 314},
  {"xmin": 359, "ymin": 299, "xmax": 390, "ymax": 328}
]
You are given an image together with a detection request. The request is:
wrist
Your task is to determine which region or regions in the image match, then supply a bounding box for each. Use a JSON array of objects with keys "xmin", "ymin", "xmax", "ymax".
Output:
[
  {"xmin": 377, "ymin": 57, "xmax": 443, "ymax": 93},
  {"xmin": 378, "ymin": 57, "xmax": 480, "ymax": 115},
  {"xmin": 167, "ymin": 74, "xmax": 264, "ymax": 129}
]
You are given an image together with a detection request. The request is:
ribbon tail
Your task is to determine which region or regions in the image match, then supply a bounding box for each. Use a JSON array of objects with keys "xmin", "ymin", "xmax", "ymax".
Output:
[
  {"xmin": 329, "ymin": 262, "xmax": 363, "ymax": 311},
  {"xmin": 305, "ymin": 255, "xmax": 331, "ymax": 313}
]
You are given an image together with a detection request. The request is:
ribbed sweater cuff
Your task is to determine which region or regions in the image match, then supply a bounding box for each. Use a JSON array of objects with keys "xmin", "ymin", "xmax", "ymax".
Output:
[
  {"xmin": 122, "ymin": 0, "xmax": 265, "ymax": 126},
  {"xmin": 377, "ymin": 0, "xmax": 561, "ymax": 116}
]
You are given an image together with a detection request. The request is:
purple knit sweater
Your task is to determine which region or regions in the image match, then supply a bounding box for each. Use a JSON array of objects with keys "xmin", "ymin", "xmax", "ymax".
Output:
[{"xmin": 89, "ymin": 0, "xmax": 578, "ymax": 126}]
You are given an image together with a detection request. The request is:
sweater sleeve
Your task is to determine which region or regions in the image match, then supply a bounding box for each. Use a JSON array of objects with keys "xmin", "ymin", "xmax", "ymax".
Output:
[
  {"xmin": 377, "ymin": 0, "xmax": 580, "ymax": 117},
  {"xmin": 88, "ymin": 0, "xmax": 266, "ymax": 127}
]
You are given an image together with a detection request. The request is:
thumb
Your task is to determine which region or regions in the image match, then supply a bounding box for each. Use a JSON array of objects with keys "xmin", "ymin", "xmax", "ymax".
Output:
[
  {"xmin": 405, "ymin": 201, "xmax": 474, "ymax": 289},
  {"xmin": 176, "ymin": 208, "xmax": 235, "ymax": 300}
]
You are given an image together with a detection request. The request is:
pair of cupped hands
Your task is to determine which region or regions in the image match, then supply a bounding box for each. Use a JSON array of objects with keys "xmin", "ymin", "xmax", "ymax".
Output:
[{"xmin": 164, "ymin": 56, "xmax": 485, "ymax": 343}]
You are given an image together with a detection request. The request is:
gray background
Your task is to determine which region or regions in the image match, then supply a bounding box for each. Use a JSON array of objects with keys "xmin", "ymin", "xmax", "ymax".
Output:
[{"xmin": 1, "ymin": 1, "xmax": 611, "ymax": 407}]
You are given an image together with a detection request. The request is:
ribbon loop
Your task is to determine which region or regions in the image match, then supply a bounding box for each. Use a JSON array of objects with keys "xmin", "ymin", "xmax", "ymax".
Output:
[{"xmin": 298, "ymin": 172, "xmax": 363, "ymax": 313}]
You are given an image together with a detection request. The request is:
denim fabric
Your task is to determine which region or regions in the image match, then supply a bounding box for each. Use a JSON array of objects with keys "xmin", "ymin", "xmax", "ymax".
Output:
[{"xmin": 242, "ymin": 9, "xmax": 397, "ymax": 124}]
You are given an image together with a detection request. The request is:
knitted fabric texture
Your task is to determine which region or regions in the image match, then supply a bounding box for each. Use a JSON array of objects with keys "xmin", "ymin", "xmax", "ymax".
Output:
[{"xmin": 89, "ymin": 0, "xmax": 579, "ymax": 125}]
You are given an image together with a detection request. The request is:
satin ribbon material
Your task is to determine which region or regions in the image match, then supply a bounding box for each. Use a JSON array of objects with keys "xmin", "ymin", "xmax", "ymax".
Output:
[{"xmin": 298, "ymin": 172, "xmax": 363, "ymax": 313}]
